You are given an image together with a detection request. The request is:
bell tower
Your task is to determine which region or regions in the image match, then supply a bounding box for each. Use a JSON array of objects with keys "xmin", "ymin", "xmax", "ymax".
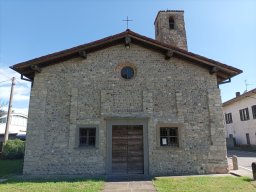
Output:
[{"xmin": 154, "ymin": 10, "xmax": 188, "ymax": 50}]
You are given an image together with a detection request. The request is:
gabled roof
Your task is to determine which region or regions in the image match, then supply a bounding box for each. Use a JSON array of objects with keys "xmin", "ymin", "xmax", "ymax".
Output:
[
  {"xmin": 11, "ymin": 29, "xmax": 242, "ymax": 83},
  {"xmin": 223, "ymin": 88, "xmax": 256, "ymax": 107}
]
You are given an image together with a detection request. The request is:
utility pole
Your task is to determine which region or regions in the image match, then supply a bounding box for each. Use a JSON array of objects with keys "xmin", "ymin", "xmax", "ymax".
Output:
[{"xmin": 2, "ymin": 77, "xmax": 15, "ymax": 148}]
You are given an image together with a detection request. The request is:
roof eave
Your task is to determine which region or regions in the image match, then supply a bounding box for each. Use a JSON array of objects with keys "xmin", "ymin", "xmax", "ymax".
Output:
[
  {"xmin": 11, "ymin": 30, "xmax": 242, "ymax": 82},
  {"xmin": 223, "ymin": 88, "xmax": 256, "ymax": 107}
]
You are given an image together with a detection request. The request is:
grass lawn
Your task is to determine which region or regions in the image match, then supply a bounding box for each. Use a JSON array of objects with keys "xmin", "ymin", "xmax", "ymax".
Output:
[
  {"xmin": 0, "ymin": 159, "xmax": 23, "ymax": 177},
  {"xmin": 154, "ymin": 176, "xmax": 256, "ymax": 192},
  {"xmin": 0, "ymin": 179, "xmax": 104, "ymax": 192},
  {"xmin": 0, "ymin": 159, "xmax": 104, "ymax": 192}
]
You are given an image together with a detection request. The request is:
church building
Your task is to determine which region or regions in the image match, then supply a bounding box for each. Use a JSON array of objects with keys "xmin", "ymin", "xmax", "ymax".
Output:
[{"xmin": 12, "ymin": 10, "xmax": 242, "ymax": 177}]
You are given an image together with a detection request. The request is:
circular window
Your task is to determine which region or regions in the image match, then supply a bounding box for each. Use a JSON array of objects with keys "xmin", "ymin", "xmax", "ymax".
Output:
[{"xmin": 121, "ymin": 66, "xmax": 134, "ymax": 79}]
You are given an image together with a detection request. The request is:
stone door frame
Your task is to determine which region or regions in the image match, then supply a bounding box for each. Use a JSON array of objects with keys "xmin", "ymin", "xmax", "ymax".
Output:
[{"xmin": 106, "ymin": 118, "xmax": 149, "ymax": 176}]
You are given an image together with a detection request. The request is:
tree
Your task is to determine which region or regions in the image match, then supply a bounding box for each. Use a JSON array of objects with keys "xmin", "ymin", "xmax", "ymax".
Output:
[{"xmin": 0, "ymin": 100, "xmax": 7, "ymax": 117}]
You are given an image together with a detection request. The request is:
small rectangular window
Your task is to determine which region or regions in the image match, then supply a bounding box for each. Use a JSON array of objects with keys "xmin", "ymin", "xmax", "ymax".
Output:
[
  {"xmin": 169, "ymin": 17, "xmax": 175, "ymax": 29},
  {"xmin": 252, "ymin": 105, "xmax": 256, "ymax": 119},
  {"xmin": 239, "ymin": 108, "xmax": 250, "ymax": 121},
  {"xmin": 225, "ymin": 113, "xmax": 233, "ymax": 124},
  {"xmin": 79, "ymin": 128, "xmax": 96, "ymax": 147},
  {"xmin": 160, "ymin": 127, "xmax": 178, "ymax": 147}
]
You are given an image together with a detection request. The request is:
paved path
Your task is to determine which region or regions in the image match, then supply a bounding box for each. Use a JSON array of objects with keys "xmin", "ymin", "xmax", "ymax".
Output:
[
  {"xmin": 103, "ymin": 174, "xmax": 237, "ymax": 192},
  {"xmin": 229, "ymin": 169, "xmax": 253, "ymax": 179},
  {"xmin": 227, "ymin": 149, "xmax": 256, "ymax": 171},
  {"xmin": 103, "ymin": 181, "xmax": 156, "ymax": 192}
]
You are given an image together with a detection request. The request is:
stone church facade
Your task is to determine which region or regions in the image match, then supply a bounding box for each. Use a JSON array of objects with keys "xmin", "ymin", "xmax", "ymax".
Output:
[{"xmin": 12, "ymin": 10, "xmax": 241, "ymax": 176}]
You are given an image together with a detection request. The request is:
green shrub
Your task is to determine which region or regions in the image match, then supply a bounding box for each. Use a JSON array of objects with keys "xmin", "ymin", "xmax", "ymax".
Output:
[{"xmin": 1, "ymin": 139, "xmax": 25, "ymax": 159}]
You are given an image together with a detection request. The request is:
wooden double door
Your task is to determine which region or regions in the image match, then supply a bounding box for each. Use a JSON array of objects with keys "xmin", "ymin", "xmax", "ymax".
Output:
[{"xmin": 112, "ymin": 125, "xmax": 144, "ymax": 174}]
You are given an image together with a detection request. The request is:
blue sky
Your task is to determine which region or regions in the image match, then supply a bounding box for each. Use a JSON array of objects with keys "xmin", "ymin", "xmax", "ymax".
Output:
[{"xmin": 0, "ymin": 0, "xmax": 256, "ymax": 114}]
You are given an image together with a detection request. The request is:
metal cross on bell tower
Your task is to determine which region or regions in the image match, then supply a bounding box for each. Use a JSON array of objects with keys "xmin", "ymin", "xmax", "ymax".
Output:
[{"xmin": 123, "ymin": 16, "xmax": 133, "ymax": 29}]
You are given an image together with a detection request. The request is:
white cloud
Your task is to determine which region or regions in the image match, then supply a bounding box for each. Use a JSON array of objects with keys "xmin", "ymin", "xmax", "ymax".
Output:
[
  {"xmin": 0, "ymin": 85, "xmax": 30, "ymax": 102},
  {"xmin": 0, "ymin": 67, "xmax": 15, "ymax": 82},
  {"xmin": 12, "ymin": 107, "xmax": 29, "ymax": 115},
  {"xmin": 0, "ymin": 66, "xmax": 30, "ymax": 86},
  {"xmin": 14, "ymin": 95, "xmax": 30, "ymax": 102},
  {"xmin": 0, "ymin": 86, "xmax": 12, "ymax": 100},
  {"xmin": 0, "ymin": 66, "xmax": 31, "ymax": 106},
  {"xmin": 14, "ymin": 86, "xmax": 30, "ymax": 95},
  {"xmin": 1, "ymin": 106, "xmax": 28, "ymax": 115}
]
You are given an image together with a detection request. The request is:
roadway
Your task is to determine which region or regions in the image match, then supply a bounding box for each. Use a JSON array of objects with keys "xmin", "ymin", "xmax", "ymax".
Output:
[{"xmin": 227, "ymin": 149, "xmax": 256, "ymax": 171}]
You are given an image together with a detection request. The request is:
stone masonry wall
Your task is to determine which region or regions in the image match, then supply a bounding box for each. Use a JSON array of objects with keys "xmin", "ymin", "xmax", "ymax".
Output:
[
  {"xmin": 155, "ymin": 11, "xmax": 188, "ymax": 50},
  {"xmin": 23, "ymin": 44, "xmax": 228, "ymax": 176}
]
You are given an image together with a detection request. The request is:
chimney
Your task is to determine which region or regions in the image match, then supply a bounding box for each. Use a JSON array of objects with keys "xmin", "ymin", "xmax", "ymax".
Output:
[{"xmin": 236, "ymin": 92, "xmax": 240, "ymax": 97}]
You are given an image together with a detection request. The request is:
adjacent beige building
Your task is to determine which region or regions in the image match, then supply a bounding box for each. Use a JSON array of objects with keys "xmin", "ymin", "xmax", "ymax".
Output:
[
  {"xmin": 223, "ymin": 89, "xmax": 256, "ymax": 146},
  {"xmin": 11, "ymin": 10, "xmax": 241, "ymax": 177}
]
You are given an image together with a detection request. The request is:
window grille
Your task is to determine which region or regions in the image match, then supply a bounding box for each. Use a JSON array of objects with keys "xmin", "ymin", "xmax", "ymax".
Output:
[
  {"xmin": 79, "ymin": 128, "xmax": 96, "ymax": 146},
  {"xmin": 160, "ymin": 127, "xmax": 178, "ymax": 147}
]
